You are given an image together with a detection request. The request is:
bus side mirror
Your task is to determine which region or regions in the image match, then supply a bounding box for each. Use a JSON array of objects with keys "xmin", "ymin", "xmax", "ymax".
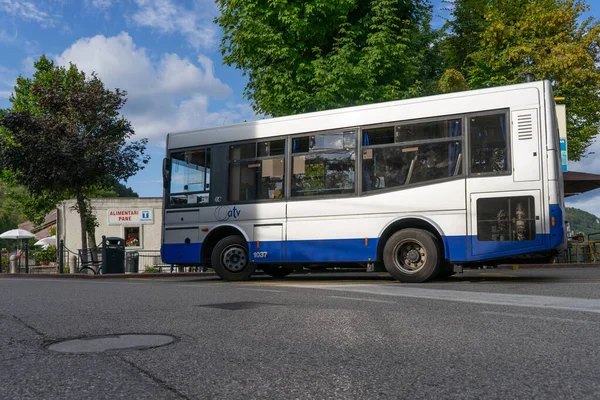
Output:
[{"xmin": 162, "ymin": 157, "xmax": 170, "ymax": 189}]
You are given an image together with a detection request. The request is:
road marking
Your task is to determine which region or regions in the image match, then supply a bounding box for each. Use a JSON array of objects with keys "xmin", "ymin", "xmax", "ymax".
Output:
[
  {"xmin": 287, "ymin": 284, "xmax": 600, "ymax": 314},
  {"xmin": 478, "ymin": 272, "xmax": 517, "ymax": 278},
  {"xmin": 480, "ymin": 311, "xmax": 600, "ymax": 324},
  {"xmin": 239, "ymin": 288, "xmax": 285, "ymax": 293},
  {"xmin": 175, "ymin": 284, "xmax": 226, "ymax": 288},
  {"xmin": 328, "ymin": 295, "xmax": 396, "ymax": 304}
]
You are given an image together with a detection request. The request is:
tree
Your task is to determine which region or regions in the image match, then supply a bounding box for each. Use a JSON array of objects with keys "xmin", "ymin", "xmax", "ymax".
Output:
[
  {"xmin": 216, "ymin": 0, "xmax": 439, "ymax": 116},
  {"xmin": 443, "ymin": 0, "xmax": 600, "ymax": 160},
  {"xmin": 0, "ymin": 56, "xmax": 149, "ymax": 253}
]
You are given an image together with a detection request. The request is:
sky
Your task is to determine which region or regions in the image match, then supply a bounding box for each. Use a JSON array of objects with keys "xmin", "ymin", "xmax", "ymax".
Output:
[{"xmin": 0, "ymin": 0, "xmax": 599, "ymax": 214}]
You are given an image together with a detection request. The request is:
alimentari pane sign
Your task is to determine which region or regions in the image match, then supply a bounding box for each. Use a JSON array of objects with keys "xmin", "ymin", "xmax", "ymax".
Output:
[{"xmin": 107, "ymin": 209, "xmax": 154, "ymax": 225}]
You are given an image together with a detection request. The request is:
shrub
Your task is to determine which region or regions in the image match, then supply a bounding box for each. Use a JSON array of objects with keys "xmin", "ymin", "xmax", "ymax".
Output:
[{"xmin": 35, "ymin": 246, "xmax": 57, "ymax": 264}]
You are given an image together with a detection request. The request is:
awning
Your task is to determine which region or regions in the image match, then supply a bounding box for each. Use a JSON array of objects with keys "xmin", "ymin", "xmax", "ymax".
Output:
[{"xmin": 563, "ymin": 171, "xmax": 600, "ymax": 197}]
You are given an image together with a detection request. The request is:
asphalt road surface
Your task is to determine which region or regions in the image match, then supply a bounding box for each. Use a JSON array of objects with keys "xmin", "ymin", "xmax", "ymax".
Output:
[{"xmin": 2, "ymin": 268, "xmax": 600, "ymax": 399}]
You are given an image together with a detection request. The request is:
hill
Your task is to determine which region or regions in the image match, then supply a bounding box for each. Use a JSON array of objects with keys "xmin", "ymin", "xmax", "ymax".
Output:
[{"xmin": 565, "ymin": 207, "xmax": 600, "ymax": 237}]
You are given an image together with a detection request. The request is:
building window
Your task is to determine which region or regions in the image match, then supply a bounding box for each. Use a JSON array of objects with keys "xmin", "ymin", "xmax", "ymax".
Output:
[
  {"xmin": 124, "ymin": 226, "xmax": 141, "ymax": 247},
  {"xmin": 469, "ymin": 112, "xmax": 509, "ymax": 175},
  {"xmin": 362, "ymin": 118, "xmax": 463, "ymax": 192},
  {"xmin": 291, "ymin": 130, "xmax": 356, "ymax": 197},
  {"xmin": 169, "ymin": 148, "xmax": 211, "ymax": 206},
  {"xmin": 229, "ymin": 139, "xmax": 285, "ymax": 202},
  {"xmin": 477, "ymin": 196, "xmax": 536, "ymax": 241}
]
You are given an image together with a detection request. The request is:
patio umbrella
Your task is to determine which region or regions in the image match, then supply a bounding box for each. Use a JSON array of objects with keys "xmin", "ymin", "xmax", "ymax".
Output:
[
  {"xmin": 34, "ymin": 236, "xmax": 57, "ymax": 250},
  {"xmin": 0, "ymin": 228, "xmax": 35, "ymax": 240},
  {"xmin": 0, "ymin": 229, "xmax": 35, "ymax": 267},
  {"xmin": 34, "ymin": 235, "xmax": 57, "ymax": 249}
]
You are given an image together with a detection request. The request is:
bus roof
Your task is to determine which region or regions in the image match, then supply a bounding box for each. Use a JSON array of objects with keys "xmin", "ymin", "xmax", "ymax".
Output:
[{"xmin": 167, "ymin": 80, "xmax": 548, "ymax": 150}]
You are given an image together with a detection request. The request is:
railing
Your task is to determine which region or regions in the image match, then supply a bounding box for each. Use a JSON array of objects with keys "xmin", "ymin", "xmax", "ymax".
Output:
[{"xmin": 136, "ymin": 251, "xmax": 205, "ymax": 273}]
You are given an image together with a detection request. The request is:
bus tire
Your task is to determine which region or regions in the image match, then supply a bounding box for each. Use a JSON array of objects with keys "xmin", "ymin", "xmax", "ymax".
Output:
[
  {"xmin": 383, "ymin": 229, "xmax": 441, "ymax": 283},
  {"xmin": 261, "ymin": 265, "xmax": 294, "ymax": 278},
  {"xmin": 211, "ymin": 236, "xmax": 256, "ymax": 281}
]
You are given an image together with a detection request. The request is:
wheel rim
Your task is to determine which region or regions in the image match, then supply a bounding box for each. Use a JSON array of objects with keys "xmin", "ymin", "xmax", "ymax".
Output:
[
  {"xmin": 393, "ymin": 239, "xmax": 427, "ymax": 274},
  {"xmin": 221, "ymin": 245, "xmax": 248, "ymax": 273}
]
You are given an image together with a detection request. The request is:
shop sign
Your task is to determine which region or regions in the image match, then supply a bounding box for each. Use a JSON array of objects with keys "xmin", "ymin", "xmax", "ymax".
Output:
[{"xmin": 108, "ymin": 209, "xmax": 154, "ymax": 225}]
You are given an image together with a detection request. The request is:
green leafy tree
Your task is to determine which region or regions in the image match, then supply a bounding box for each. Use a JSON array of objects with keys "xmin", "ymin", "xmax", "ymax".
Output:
[
  {"xmin": 216, "ymin": 0, "xmax": 439, "ymax": 116},
  {"xmin": 0, "ymin": 56, "xmax": 149, "ymax": 253},
  {"xmin": 442, "ymin": 0, "xmax": 600, "ymax": 160}
]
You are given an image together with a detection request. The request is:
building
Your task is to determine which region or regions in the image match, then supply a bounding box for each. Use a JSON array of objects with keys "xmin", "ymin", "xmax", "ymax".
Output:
[
  {"xmin": 57, "ymin": 197, "xmax": 163, "ymax": 252},
  {"xmin": 21, "ymin": 197, "xmax": 163, "ymax": 253}
]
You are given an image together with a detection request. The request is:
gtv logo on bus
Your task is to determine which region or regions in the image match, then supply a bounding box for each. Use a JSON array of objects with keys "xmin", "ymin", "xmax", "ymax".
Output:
[{"xmin": 214, "ymin": 206, "xmax": 241, "ymax": 221}]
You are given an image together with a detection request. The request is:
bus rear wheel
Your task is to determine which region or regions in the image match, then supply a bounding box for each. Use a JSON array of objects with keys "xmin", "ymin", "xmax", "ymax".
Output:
[
  {"xmin": 383, "ymin": 229, "xmax": 441, "ymax": 283},
  {"xmin": 261, "ymin": 265, "xmax": 294, "ymax": 278},
  {"xmin": 211, "ymin": 235, "xmax": 256, "ymax": 281}
]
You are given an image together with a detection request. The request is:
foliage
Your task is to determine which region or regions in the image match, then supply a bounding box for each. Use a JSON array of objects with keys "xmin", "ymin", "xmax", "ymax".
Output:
[
  {"xmin": 443, "ymin": 0, "xmax": 600, "ymax": 160},
  {"xmin": 438, "ymin": 68, "xmax": 469, "ymax": 93},
  {"xmin": 143, "ymin": 265, "xmax": 158, "ymax": 273},
  {"xmin": 0, "ymin": 56, "xmax": 150, "ymax": 251},
  {"xmin": 34, "ymin": 245, "xmax": 57, "ymax": 264},
  {"xmin": 112, "ymin": 181, "xmax": 139, "ymax": 197},
  {"xmin": 565, "ymin": 207, "xmax": 600, "ymax": 237},
  {"xmin": 216, "ymin": 0, "xmax": 439, "ymax": 116}
]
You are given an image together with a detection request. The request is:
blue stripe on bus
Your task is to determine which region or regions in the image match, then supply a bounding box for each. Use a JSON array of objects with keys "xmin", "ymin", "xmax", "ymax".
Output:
[
  {"xmin": 285, "ymin": 238, "xmax": 379, "ymax": 263},
  {"xmin": 163, "ymin": 232, "xmax": 561, "ymax": 265},
  {"xmin": 549, "ymin": 204, "xmax": 564, "ymax": 249},
  {"xmin": 161, "ymin": 243, "xmax": 202, "ymax": 264},
  {"xmin": 445, "ymin": 234, "xmax": 551, "ymax": 262}
]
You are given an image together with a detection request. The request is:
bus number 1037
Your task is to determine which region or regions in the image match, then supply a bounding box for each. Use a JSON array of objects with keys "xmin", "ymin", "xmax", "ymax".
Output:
[{"xmin": 253, "ymin": 252, "xmax": 268, "ymax": 259}]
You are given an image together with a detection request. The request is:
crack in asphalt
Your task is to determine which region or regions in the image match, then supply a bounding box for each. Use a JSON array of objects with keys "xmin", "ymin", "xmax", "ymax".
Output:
[
  {"xmin": 11, "ymin": 314, "xmax": 46, "ymax": 337},
  {"xmin": 118, "ymin": 356, "xmax": 191, "ymax": 400}
]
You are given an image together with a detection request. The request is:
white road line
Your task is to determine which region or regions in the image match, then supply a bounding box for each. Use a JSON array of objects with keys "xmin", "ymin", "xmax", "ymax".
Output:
[
  {"xmin": 480, "ymin": 311, "xmax": 600, "ymax": 324},
  {"xmin": 291, "ymin": 284, "xmax": 600, "ymax": 314},
  {"xmin": 175, "ymin": 284, "xmax": 226, "ymax": 288},
  {"xmin": 240, "ymin": 288, "xmax": 285, "ymax": 293},
  {"xmin": 328, "ymin": 295, "xmax": 396, "ymax": 304}
]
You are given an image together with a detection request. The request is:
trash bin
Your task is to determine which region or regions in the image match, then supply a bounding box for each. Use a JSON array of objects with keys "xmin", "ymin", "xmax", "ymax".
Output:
[
  {"xmin": 125, "ymin": 251, "xmax": 139, "ymax": 274},
  {"xmin": 102, "ymin": 237, "xmax": 125, "ymax": 274}
]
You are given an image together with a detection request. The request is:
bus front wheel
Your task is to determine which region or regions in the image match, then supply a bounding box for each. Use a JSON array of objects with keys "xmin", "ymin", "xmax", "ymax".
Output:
[
  {"xmin": 211, "ymin": 236, "xmax": 256, "ymax": 281},
  {"xmin": 383, "ymin": 229, "xmax": 441, "ymax": 283}
]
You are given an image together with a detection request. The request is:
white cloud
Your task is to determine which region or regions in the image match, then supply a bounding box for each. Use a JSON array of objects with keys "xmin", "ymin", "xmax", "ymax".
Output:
[
  {"xmin": 569, "ymin": 139, "xmax": 600, "ymax": 175},
  {"xmin": 0, "ymin": 0, "xmax": 59, "ymax": 27},
  {"xmin": 130, "ymin": 0, "xmax": 218, "ymax": 49},
  {"xmin": 55, "ymin": 32, "xmax": 255, "ymax": 144},
  {"xmin": 566, "ymin": 190, "xmax": 600, "ymax": 217},
  {"xmin": 89, "ymin": 0, "xmax": 112, "ymax": 9},
  {"xmin": 0, "ymin": 65, "xmax": 16, "ymax": 99}
]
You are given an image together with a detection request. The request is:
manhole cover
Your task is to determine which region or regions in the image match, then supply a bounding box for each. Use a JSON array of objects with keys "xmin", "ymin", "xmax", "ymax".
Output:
[
  {"xmin": 47, "ymin": 334, "xmax": 176, "ymax": 354},
  {"xmin": 198, "ymin": 301, "xmax": 273, "ymax": 310}
]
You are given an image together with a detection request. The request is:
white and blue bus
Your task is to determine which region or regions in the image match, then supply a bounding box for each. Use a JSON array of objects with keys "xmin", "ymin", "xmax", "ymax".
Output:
[{"xmin": 161, "ymin": 80, "xmax": 566, "ymax": 282}]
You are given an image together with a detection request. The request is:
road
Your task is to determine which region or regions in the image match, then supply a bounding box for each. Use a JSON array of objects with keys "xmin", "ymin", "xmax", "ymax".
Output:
[{"xmin": 2, "ymin": 268, "xmax": 600, "ymax": 399}]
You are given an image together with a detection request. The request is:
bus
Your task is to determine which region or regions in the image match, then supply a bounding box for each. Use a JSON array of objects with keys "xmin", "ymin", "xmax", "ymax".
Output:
[{"xmin": 161, "ymin": 80, "xmax": 566, "ymax": 283}]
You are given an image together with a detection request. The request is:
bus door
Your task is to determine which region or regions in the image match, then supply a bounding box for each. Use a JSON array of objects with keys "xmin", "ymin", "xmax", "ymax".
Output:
[
  {"xmin": 466, "ymin": 108, "xmax": 545, "ymax": 259},
  {"xmin": 225, "ymin": 139, "xmax": 288, "ymax": 264}
]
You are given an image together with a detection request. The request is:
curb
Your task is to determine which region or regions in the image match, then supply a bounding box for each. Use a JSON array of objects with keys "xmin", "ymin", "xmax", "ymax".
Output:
[
  {"xmin": 0, "ymin": 272, "xmax": 218, "ymax": 279},
  {"xmin": 497, "ymin": 263, "xmax": 600, "ymax": 270}
]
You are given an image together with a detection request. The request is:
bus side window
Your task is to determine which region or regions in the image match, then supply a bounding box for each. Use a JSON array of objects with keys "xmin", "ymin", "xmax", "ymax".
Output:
[
  {"xmin": 228, "ymin": 140, "xmax": 285, "ymax": 202},
  {"xmin": 469, "ymin": 113, "xmax": 508, "ymax": 175}
]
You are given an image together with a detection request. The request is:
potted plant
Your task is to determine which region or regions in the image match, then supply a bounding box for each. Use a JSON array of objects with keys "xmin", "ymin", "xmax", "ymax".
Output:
[
  {"xmin": 35, "ymin": 246, "xmax": 57, "ymax": 266},
  {"xmin": 125, "ymin": 237, "xmax": 139, "ymax": 247}
]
